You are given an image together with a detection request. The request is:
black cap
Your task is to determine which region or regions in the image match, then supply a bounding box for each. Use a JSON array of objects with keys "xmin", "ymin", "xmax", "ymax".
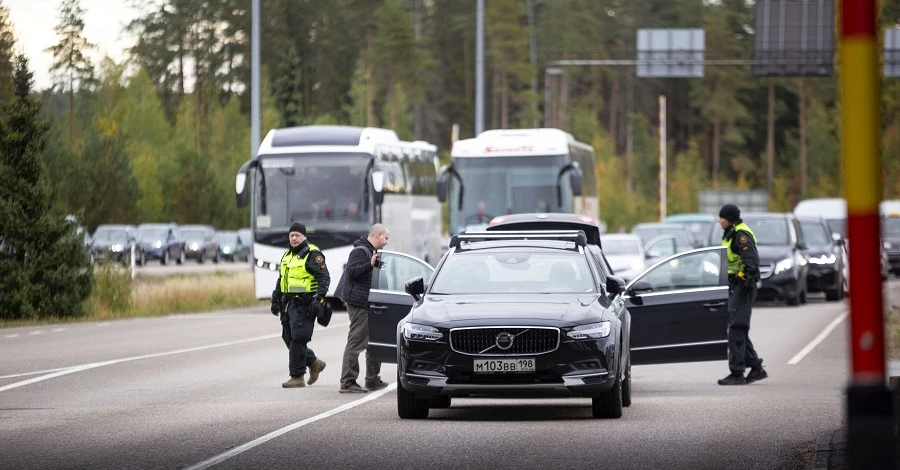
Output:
[
  {"xmin": 719, "ymin": 204, "xmax": 741, "ymax": 222},
  {"xmin": 289, "ymin": 222, "xmax": 306, "ymax": 235}
]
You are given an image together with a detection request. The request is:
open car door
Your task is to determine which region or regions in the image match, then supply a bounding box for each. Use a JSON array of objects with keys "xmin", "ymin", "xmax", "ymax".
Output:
[
  {"xmin": 625, "ymin": 246, "xmax": 729, "ymax": 365},
  {"xmin": 366, "ymin": 251, "xmax": 434, "ymax": 364}
]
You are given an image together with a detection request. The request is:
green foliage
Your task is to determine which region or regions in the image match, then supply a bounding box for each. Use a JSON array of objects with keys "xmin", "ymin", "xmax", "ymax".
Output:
[
  {"xmin": 90, "ymin": 262, "xmax": 132, "ymax": 313},
  {"xmin": 0, "ymin": 55, "xmax": 92, "ymax": 320},
  {"xmin": 0, "ymin": 0, "xmax": 14, "ymax": 103}
]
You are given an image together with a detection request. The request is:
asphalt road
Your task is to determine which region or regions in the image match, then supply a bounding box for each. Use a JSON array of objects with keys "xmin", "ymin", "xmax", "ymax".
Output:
[{"xmin": 2, "ymin": 281, "xmax": 899, "ymax": 470}]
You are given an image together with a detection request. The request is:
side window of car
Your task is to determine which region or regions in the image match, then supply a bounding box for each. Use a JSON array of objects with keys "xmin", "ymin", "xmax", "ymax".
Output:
[
  {"xmin": 635, "ymin": 250, "xmax": 722, "ymax": 293},
  {"xmin": 587, "ymin": 246, "xmax": 608, "ymax": 284},
  {"xmin": 645, "ymin": 237, "xmax": 677, "ymax": 259},
  {"xmin": 377, "ymin": 253, "xmax": 434, "ymax": 292}
]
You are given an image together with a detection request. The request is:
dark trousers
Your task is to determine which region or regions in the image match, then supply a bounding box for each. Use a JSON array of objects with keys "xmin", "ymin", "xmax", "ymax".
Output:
[
  {"xmin": 281, "ymin": 299, "xmax": 317, "ymax": 377},
  {"xmin": 728, "ymin": 284, "xmax": 761, "ymax": 374},
  {"xmin": 340, "ymin": 303, "xmax": 381, "ymax": 387}
]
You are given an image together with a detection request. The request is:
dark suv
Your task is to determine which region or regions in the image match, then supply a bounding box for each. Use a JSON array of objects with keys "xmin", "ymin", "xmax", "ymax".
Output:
[
  {"xmin": 90, "ymin": 224, "xmax": 141, "ymax": 264},
  {"xmin": 797, "ymin": 216, "xmax": 846, "ymax": 301},
  {"xmin": 709, "ymin": 212, "xmax": 810, "ymax": 305},
  {"xmin": 369, "ymin": 230, "xmax": 730, "ymax": 420},
  {"xmin": 137, "ymin": 223, "xmax": 186, "ymax": 265},
  {"xmin": 180, "ymin": 225, "xmax": 220, "ymax": 263}
]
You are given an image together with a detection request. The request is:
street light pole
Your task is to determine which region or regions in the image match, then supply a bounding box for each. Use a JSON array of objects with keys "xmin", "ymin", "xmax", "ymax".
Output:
[
  {"xmin": 251, "ymin": 0, "xmax": 260, "ymax": 159},
  {"xmin": 475, "ymin": 0, "xmax": 485, "ymax": 136}
]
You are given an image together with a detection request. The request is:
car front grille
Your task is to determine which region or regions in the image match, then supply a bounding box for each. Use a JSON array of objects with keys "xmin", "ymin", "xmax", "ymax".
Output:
[
  {"xmin": 450, "ymin": 327, "xmax": 560, "ymax": 356},
  {"xmin": 759, "ymin": 263, "xmax": 774, "ymax": 279}
]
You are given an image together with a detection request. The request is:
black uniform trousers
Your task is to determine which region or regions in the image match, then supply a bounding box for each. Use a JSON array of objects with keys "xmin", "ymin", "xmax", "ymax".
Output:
[
  {"xmin": 727, "ymin": 283, "xmax": 762, "ymax": 374},
  {"xmin": 281, "ymin": 296, "xmax": 318, "ymax": 377}
]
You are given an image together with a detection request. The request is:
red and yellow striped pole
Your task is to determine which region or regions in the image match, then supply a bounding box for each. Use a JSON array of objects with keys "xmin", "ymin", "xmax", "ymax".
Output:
[{"xmin": 840, "ymin": 0, "xmax": 895, "ymax": 466}]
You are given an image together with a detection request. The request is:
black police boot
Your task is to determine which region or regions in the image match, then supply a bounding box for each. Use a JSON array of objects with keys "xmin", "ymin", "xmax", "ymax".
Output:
[
  {"xmin": 746, "ymin": 365, "xmax": 769, "ymax": 384},
  {"xmin": 717, "ymin": 373, "xmax": 746, "ymax": 386}
]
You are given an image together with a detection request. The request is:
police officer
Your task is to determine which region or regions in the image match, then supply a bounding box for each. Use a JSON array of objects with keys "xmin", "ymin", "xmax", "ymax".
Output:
[
  {"xmin": 717, "ymin": 204, "xmax": 769, "ymax": 386},
  {"xmin": 271, "ymin": 222, "xmax": 330, "ymax": 388}
]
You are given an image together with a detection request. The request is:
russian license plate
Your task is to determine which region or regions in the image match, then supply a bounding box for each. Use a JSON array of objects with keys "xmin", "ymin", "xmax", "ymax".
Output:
[{"xmin": 473, "ymin": 358, "xmax": 536, "ymax": 374}]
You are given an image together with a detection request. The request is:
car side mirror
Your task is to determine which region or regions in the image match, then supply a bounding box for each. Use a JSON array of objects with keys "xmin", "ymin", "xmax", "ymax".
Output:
[
  {"xmin": 626, "ymin": 280, "xmax": 653, "ymax": 297},
  {"xmin": 606, "ymin": 275, "xmax": 626, "ymax": 297},
  {"xmin": 405, "ymin": 276, "xmax": 426, "ymax": 301}
]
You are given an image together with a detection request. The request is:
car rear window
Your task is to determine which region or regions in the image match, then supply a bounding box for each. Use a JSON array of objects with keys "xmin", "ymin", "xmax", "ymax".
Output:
[{"xmin": 430, "ymin": 251, "xmax": 595, "ymax": 295}]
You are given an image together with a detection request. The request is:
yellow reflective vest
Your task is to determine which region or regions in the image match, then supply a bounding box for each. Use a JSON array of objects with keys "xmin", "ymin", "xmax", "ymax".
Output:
[
  {"xmin": 279, "ymin": 243, "xmax": 320, "ymax": 294},
  {"xmin": 722, "ymin": 222, "xmax": 757, "ymax": 275}
]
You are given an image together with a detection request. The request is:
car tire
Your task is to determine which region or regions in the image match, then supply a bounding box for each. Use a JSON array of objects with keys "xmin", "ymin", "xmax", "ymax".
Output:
[
  {"xmin": 786, "ymin": 291, "xmax": 800, "ymax": 306},
  {"xmin": 429, "ymin": 395, "xmax": 451, "ymax": 409},
  {"xmin": 214, "ymin": 252, "xmax": 220, "ymax": 264},
  {"xmin": 178, "ymin": 251, "xmax": 186, "ymax": 265},
  {"xmin": 162, "ymin": 251, "xmax": 169, "ymax": 265},
  {"xmin": 621, "ymin": 356, "xmax": 632, "ymax": 408},
  {"xmin": 799, "ymin": 288, "xmax": 808, "ymax": 305},
  {"xmin": 825, "ymin": 285, "xmax": 843, "ymax": 302},
  {"xmin": 591, "ymin": 375, "xmax": 623, "ymax": 419},
  {"xmin": 397, "ymin": 374, "xmax": 429, "ymax": 419}
]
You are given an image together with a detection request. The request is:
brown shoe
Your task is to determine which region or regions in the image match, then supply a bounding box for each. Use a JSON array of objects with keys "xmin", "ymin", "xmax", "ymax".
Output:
[
  {"xmin": 307, "ymin": 359, "xmax": 326, "ymax": 385},
  {"xmin": 282, "ymin": 376, "xmax": 306, "ymax": 388}
]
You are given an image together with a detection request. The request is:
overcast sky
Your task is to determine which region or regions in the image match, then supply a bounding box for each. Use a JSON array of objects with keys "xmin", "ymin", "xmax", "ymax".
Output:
[{"xmin": 6, "ymin": 0, "xmax": 139, "ymax": 91}]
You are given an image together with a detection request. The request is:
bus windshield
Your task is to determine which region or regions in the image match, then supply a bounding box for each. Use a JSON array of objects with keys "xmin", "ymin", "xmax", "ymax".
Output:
[
  {"xmin": 256, "ymin": 153, "xmax": 372, "ymax": 233},
  {"xmin": 449, "ymin": 154, "xmax": 571, "ymax": 234}
]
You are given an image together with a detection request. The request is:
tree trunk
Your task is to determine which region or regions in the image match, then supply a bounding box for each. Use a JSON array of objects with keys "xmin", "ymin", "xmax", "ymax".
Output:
[
  {"xmin": 413, "ymin": 0, "xmax": 423, "ymax": 138},
  {"xmin": 68, "ymin": 71, "xmax": 74, "ymax": 150},
  {"xmin": 609, "ymin": 72, "xmax": 619, "ymax": 155},
  {"xmin": 766, "ymin": 82, "xmax": 775, "ymax": 196},
  {"xmin": 626, "ymin": 112, "xmax": 634, "ymax": 196},
  {"xmin": 712, "ymin": 116, "xmax": 722, "ymax": 189},
  {"xmin": 559, "ymin": 73, "xmax": 568, "ymax": 130},
  {"xmin": 501, "ymin": 74, "xmax": 509, "ymax": 129},
  {"xmin": 526, "ymin": 0, "xmax": 539, "ymax": 128},
  {"xmin": 799, "ymin": 79, "xmax": 807, "ymax": 196},
  {"xmin": 389, "ymin": 83, "xmax": 397, "ymax": 130},
  {"xmin": 365, "ymin": 33, "xmax": 375, "ymax": 126},
  {"xmin": 491, "ymin": 71, "xmax": 500, "ymax": 130}
]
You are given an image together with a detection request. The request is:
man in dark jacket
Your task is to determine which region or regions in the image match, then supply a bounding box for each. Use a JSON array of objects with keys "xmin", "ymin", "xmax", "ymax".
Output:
[
  {"xmin": 338, "ymin": 224, "xmax": 390, "ymax": 393},
  {"xmin": 271, "ymin": 222, "xmax": 330, "ymax": 388},
  {"xmin": 716, "ymin": 204, "xmax": 768, "ymax": 386}
]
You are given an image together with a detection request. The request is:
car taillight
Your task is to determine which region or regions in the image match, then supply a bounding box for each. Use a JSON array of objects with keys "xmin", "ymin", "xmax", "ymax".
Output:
[
  {"xmin": 578, "ymin": 216, "xmax": 597, "ymax": 225},
  {"xmin": 489, "ymin": 216, "xmax": 507, "ymax": 226}
]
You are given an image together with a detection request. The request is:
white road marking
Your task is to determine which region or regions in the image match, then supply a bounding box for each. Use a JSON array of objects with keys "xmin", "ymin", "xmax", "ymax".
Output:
[
  {"xmin": 0, "ymin": 367, "xmax": 73, "ymax": 380},
  {"xmin": 184, "ymin": 383, "xmax": 398, "ymax": 470},
  {"xmin": 0, "ymin": 320, "xmax": 351, "ymax": 393},
  {"xmin": 27, "ymin": 331, "xmax": 43, "ymax": 335},
  {"xmin": 787, "ymin": 312, "xmax": 848, "ymax": 365},
  {"xmin": 50, "ymin": 328, "xmax": 66, "ymax": 332},
  {"xmin": 4, "ymin": 334, "xmax": 19, "ymax": 339}
]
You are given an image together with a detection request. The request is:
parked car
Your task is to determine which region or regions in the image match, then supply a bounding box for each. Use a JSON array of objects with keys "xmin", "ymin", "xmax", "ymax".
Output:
[
  {"xmin": 796, "ymin": 216, "xmax": 846, "ymax": 301},
  {"xmin": 709, "ymin": 212, "xmax": 810, "ymax": 306},
  {"xmin": 137, "ymin": 223, "xmax": 186, "ymax": 265},
  {"xmin": 631, "ymin": 222, "xmax": 700, "ymax": 252},
  {"xmin": 664, "ymin": 213, "xmax": 718, "ymax": 246},
  {"xmin": 90, "ymin": 224, "xmax": 141, "ymax": 264},
  {"xmin": 882, "ymin": 214, "xmax": 900, "ymax": 275},
  {"xmin": 369, "ymin": 230, "xmax": 730, "ymax": 420},
  {"xmin": 216, "ymin": 230, "xmax": 250, "ymax": 262},
  {"xmin": 599, "ymin": 233, "xmax": 646, "ymax": 282},
  {"xmin": 180, "ymin": 225, "xmax": 220, "ymax": 263}
]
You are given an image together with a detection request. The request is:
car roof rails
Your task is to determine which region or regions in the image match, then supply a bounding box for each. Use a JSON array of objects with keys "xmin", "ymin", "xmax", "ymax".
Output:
[{"xmin": 448, "ymin": 230, "xmax": 588, "ymax": 249}]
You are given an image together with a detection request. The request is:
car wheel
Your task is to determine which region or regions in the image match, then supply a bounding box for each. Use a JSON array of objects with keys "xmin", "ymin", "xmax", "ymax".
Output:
[
  {"xmin": 786, "ymin": 290, "xmax": 801, "ymax": 306},
  {"xmin": 397, "ymin": 373, "xmax": 429, "ymax": 419},
  {"xmin": 799, "ymin": 288, "xmax": 808, "ymax": 305},
  {"xmin": 214, "ymin": 252, "xmax": 220, "ymax": 264},
  {"xmin": 178, "ymin": 251, "xmax": 185, "ymax": 265},
  {"xmin": 621, "ymin": 356, "xmax": 632, "ymax": 408},
  {"xmin": 591, "ymin": 374, "xmax": 623, "ymax": 419},
  {"xmin": 429, "ymin": 395, "xmax": 451, "ymax": 409},
  {"xmin": 162, "ymin": 251, "xmax": 169, "ymax": 265}
]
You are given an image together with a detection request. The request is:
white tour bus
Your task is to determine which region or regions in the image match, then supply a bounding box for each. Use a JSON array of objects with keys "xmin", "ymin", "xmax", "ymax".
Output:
[
  {"xmin": 437, "ymin": 128, "xmax": 599, "ymax": 235},
  {"xmin": 236, "ymin": 125, "xmax": 442, "ymax": 300}
]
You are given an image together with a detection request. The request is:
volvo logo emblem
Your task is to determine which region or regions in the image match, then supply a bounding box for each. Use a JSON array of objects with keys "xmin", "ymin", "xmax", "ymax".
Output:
[{"xmin": 495, "ymin": 332, "xmax": 515, "ymax": 350}]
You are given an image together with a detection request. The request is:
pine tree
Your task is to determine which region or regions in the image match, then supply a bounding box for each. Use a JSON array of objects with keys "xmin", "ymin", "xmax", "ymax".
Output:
[
  {"xmin": 0, "ymin": 55, "xmax": 92, "ymax": 320},
  {"xmin": 45, "ymin": 0, "xmax": 95, "ymax": 150},
  {"xmin": 0, "ymin": 0, "xmax": 15, "ymax": 103}
]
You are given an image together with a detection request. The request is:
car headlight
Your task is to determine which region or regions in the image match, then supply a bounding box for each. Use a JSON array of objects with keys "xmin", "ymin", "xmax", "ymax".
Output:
[
  {"xmin": 774, "ymin": 257, "xmax": 794, "ymax": 275},
  {"xmin": 884, "ymin": 241, "xmax": 892, "ymax": 249},
  {"xmin": 189, "ymin": 242, "xmax": 199, "ymax": 250},
  {"xmin": 567, "ymin": 321, "xmax": 611, "ymax": 340},
  {"xmin": 402, "ymin": 323, "xmax": 443, "ymax": 341},
  {"xmin": 154, "ymin": 241, "xmax": 162, "ymax": 248},
  {"xmin": 223, "ymin": 246, "xmax": 232, "ymax": 254},
  {"xmin": 629, "ymin": 260, "xmax": 644, "ymax": 272},
  {"xmin": 110, "ymin": 244, "xmax": 123, "ymax": 252},
  {"xmin": 255, "ymin": 258, "xmax": 280, "ymax": 271}
]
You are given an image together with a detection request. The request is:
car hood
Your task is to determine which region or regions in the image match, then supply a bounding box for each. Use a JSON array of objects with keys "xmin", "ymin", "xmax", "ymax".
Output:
[
  {"xmin": 413, "ymin": 294, "xmax": 601, "ymax": 326},
  {"xmin": 605, "ymin": 254, "xmax": 643, "ymax": 272},
  {"xmin": 804, "ymin": 244, "xmax": 834, "ymax": 257},
  {"xmin": 757, "ymin": 245, "xmax": 793, "ymax": 263}
]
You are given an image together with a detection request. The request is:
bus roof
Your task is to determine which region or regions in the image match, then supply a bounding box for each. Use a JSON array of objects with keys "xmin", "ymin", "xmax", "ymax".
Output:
[
  {"xmin": 256, "ymin": 125, "xmax": 436, "ymax": 156},
  {"xmin": 451, "ymin": 128, "xmax": 588, "ymax": 157}
]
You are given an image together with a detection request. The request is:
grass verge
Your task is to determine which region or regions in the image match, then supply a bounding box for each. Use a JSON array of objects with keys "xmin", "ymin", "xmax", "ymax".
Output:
[
  {"xmin": 888, "ymin": 305, "xmax": 900, "ymax": 361},
  {"xmin": 0, "ymin": 269, "xmax": 264, "ymax": 328}
]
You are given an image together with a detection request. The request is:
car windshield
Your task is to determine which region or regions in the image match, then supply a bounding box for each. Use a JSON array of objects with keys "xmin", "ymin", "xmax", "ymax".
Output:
[
  {"xmin": 709, "ymin": 218, "xmax": 791, "ymax": 246},
  {"xmin": 181, "ymin": 229, "xmax": 206, "ymax": 240},
  {"xmin": 800, "ymin": 221, "xmax": 831, "ymax": 245},
  {"xmin": 882, "ymin": 218, "xmax": 900, "ymax": 237},
  {"xmin": 93, "ymin": 229, "xmax": 127, "ymax": 242},
  {"xmin": 600, "ymin": 238, "xmax": 641, "ymax": 255},
  {"xmin": 430, "ymin": 250, "xmax": 595, "ymax": 294},
  {"xmin": 632, "ymin": 227, "xmax": 690, "ymax": 246},
  {"xmin": 219, "ymin": 233, "xmax": 238, "ymax": 244},
  {"xmin": 825, "ymin": 218, "xmax": 846, "ymax": 238},
  {"xmin": 139, "ymin": 228, "xmax": 167, "ymax": 240}
]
